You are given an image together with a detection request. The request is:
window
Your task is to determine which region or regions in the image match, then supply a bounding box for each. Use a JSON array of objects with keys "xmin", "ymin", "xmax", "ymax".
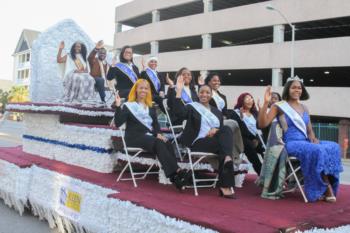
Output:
[
  {"xmin": 26, "ymin": 53, "xmax": 30, "ymax": 62},
  {"xmin": 24, "ymin": 69, "xmax": 29, "ymax": 78}
]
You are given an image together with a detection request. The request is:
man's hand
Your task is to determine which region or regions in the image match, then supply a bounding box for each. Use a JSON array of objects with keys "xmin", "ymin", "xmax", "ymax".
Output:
[{"xmin": 96, "ymin": 40, "xmax": 104, "ymax": 49}]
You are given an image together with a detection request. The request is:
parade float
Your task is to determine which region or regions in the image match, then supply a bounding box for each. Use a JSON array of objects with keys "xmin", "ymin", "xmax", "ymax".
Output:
[{"xmin": 1, "ymin": 19, "xmax": 350, "ymax": 233}]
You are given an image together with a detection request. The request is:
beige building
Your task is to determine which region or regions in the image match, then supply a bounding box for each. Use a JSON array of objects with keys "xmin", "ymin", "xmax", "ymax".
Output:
[
  {"xmin": 114, "ymin": 0, "xmax": 350, "ymax": 115},
  {"xmin": 12, "ymin": 29, "xmax": 40, "ymax": 87},
  {"xmin": 115, "ymin": 0, "xmax": 350, "ymax": 154},
  {"xmin": 0, "ymin": 79, "xmax": 13, "ymax": 91}
]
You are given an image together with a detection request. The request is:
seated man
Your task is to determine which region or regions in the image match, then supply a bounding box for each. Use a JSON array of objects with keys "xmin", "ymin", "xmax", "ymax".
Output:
[{"xmin": 88, "ymin": 40, "xmax": 109, "ymax": 103}]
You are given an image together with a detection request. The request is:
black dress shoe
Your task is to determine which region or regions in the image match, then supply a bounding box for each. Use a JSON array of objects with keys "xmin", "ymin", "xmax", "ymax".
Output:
[{"xmin": 171, "ymin": 170, "xmax": 192, "ymax": 190}]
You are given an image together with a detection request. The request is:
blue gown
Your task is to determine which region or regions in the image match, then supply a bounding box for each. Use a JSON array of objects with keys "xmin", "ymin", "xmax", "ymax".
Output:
[{"xmin": 283, "ymin": 112, "xmax": 343, "ymax": 202}]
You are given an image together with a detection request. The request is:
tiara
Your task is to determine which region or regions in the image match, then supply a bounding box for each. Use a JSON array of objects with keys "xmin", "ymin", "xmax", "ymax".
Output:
[{"xmin": 286, "ymin": 75, "xmax": 303, "ymax": 83}]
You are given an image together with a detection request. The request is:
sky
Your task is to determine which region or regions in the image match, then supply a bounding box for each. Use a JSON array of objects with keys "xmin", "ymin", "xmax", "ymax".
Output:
[{"xmin": 0, "ymin": 0, "xmax": 132, "ymax": 81}]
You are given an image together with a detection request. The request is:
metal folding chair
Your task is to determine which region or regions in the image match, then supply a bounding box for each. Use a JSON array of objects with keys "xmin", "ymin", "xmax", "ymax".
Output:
[
  {"xmin": 162, "ymin": 98, "xmax": 184, "ymax": 161},
  {"xmin": 283, "ymin": 156, "xmax": 308, "ymax": 203},
  {"xmin": 184, "ymin": 148, "xmax": 219, "ymax": 196},
  {"xmin": 115, "ymin": 125, "xmax": 159, "ymax": 187},
  {"xmin": 273, "ymin": 123, "xmax": 308, "ymax": 202}
]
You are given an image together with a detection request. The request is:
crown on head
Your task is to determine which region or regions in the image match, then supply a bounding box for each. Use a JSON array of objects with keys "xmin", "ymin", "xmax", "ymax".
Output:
[{"xmin": 286, "ymin": 75, "xmax": 303, "ymax": 83}]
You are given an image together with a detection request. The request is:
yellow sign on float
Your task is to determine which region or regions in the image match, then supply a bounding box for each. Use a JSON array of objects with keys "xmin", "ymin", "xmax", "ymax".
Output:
[{"xmin": 65, "ymin": 190, "xmax": 82, "ymax": 212}]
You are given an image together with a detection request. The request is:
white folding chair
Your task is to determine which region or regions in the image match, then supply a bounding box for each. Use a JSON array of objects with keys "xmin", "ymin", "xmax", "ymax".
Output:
[
  {"xmin": 283, "ymin": 156, "xmax": 308, "ymax": 203},
  {"xmin": 162, "ymin": 98, "xmax": 185, "ymax": 161},
  {"xmin": 271, "ymin": 123, "xmax": 308, "ymax": 203},
  {"xmin": 115, "ymin": 125, "xmax": 159, "ymax": 187},
  {"xmin": 184, "ymin": 148, "xmax": 219, "ymax": 196}
]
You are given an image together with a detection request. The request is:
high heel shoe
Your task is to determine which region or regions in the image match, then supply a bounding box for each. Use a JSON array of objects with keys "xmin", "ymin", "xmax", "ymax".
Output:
[
  {"xmin": 219, "ymin": 188, "xmax": 236, "ymax": 199},
  {"xmin": 325, "ymin": 196, "xmax": 336, "ymax": 203}
]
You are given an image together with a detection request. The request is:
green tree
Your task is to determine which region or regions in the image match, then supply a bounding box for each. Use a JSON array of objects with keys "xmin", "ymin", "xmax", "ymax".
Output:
[
  {"xmin": 0, "ymin": 89, "xmax": 9, "ymax": 112},
  {"xmin": 7, "ymin": 86, "xmax": 29, "ymax": 103}
]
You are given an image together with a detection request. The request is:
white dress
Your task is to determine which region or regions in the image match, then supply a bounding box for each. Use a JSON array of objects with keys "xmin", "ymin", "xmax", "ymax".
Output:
[{"xmin": 61, "ymin": 53, "xmax": 95, "ymax": 103}]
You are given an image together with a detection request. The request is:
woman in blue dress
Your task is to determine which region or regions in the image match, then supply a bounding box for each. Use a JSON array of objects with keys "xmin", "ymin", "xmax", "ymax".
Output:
[{"xmin": 258, "ymin": 77, "xmax": 343, "ymax": 202}]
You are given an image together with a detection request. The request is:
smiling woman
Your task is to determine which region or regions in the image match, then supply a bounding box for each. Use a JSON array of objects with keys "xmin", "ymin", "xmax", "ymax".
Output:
[{"xmin": 258, "ymin": 78, "xmax": 343, "ymax": 203}]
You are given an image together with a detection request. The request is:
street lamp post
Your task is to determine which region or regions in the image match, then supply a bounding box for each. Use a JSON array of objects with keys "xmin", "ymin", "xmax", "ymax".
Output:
[{"xmin": 266, "ymin": 4, "xmax": 295, "ymax": 78}]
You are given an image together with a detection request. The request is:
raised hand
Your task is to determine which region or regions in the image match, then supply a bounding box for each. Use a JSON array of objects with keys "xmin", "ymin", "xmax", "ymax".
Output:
[
  {"xmin": 256, "ymin": 98, "xmax": 262, "ymax": 111},
  {"xmin": 176, "ymin": 74, "xmax": 185, "ymax": 92},
  {"xmin": 59, "ymin": 41, "xmax": 65, "ymax": 50},
  {"xmin": 264, "ymin": 86, "xmax": 272, "ymax": 104},
  {"xmin": 96, "ymin": 40, "xmax": 104, "ymax": 49},
  {"xmin": 197, "ymin": 75, "xmax": 205, "ymax": 86},
  {"xmin": 115, "ymin": 91, "xmax": 122, "ymax": 107},
  {"xmin": 166, "ymin": 73, "xmax": 174, "ymax": 87},
  {"xmin": 141, "ymin": 56, "xmax": 145, "ymax": 70}
]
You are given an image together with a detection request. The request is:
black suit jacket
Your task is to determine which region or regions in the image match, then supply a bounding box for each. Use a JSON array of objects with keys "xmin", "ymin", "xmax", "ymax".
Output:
[
  {"xmin": 140, "ymin": 70, "xmax": 165, "ymax": 96},
  {"xmin": 167, "ymin": 87, "xmax": 199, "ymax": 125},
  {"xmin": 114, "ymin": 104, "xmax": 160, "ymax": 140},
  {"xmin": 209, "ymin": 90, "xmax": 229, "ymax": 118},
  {"xmin": 173, "ymin": 98, "xmax": 223, "ymax": 147},
  {"xmin": 107, "ymin": 63, "xmax": 140, "ymax": 98}
]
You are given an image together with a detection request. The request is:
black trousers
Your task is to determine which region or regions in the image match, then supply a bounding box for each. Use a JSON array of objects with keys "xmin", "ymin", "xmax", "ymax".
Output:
[
  {"xmin": 94, "ymin": 77, "xmax": 106, "ymax": 102},
  {"xmin": 191, "ymin": 126, "xmax": 235, "ymax": 188},
  {"xmin": 243, "ymin": 137, "xmax": 264, "ymax": 175},
  {"xmin": 125, "ymin": 134, "xmax": 179, "ymax": 178}
]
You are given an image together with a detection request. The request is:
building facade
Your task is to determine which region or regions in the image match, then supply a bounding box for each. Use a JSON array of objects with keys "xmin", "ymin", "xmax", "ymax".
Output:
[
  {"xmin": 114, "ymin": 0, "xmax": 350, "ymax": 156},
  {"xmin": 12, "ymin": 29, "xmax": 40, "ymax": 87}
]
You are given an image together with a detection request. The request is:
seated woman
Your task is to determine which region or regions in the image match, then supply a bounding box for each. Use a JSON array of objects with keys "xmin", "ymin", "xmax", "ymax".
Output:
[
  {"xmin": 113, "ymin": 79, "xmax": 188, "ymax": 190},
  {"xmin": 140, "ymin": 56, "xmax": 165, "ymax": 111},
  {"xmin": 174, "ymin": 75, "xmax": 236, "ymax": 199},
  {"xmin": 258, "ymin": 78, "xmax": 343, "ymax": 202},
  {"xmin": 107, "ymin": 45, "xmax": 140, "ymax": 99},
  {"xmin": 205, "ymin": 73, "xmax": 244, "ymax": 163},
  {"xmin": 167, "ymin": 67, "xmax": 199, "ymax": 125},
  {"xmin": 261, "ymin": 92, "xmax": 282, "ymax": 143},
  {"xmin": 57, "ymin": 41, "xmax": 95, "ymax": 102},
  {"xmin": 228, "ymin": 93, "xmax": 264, "ymax": 175}
]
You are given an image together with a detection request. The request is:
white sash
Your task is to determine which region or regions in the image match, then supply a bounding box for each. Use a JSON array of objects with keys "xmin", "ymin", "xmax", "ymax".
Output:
[
  {"xmin": 212, "ymin": 91, "xmax": 225, "ymax": 111},
  {"xmin": 235, "ymin": 109, "xmax": 258, "ymax": 136},
  {"xmin": 190, "ymin": 102, "xmax": 220, "ymax": 143},
  {"xmin": 189, "ymin": 102, "xmax": 220, "ymax": 128},
  {"xmin": 276, "ymin": 101, "xmax": 308, "ymax": 138},
  {"xmin": 124, "ymin": 102, "xmax": 153, "ymax": 131}
]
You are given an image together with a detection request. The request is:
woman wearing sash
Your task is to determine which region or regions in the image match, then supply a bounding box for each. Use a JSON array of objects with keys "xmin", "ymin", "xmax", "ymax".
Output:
[
  {"xmin": 57, "ymin": 41, "xmax": 95, "ymax": 102},
  {"xmin": 114, "ymin": 79, "xmax": 189, "ymax": 190},
  {"xmin": 140, "ymin": 56, "xmax": 165, "ymax": 111},
  {"xmin": 167, "ymin": 67, "xmax": 199, "ymax": 125},
  {"xmin": 107, "ymin": 45, "xmax": 140, "ymax": 98},
  {"xmin": 258, "ymin": 78, "xmax": 343, "ymax": 202},
  {"xmin": 174, "ymin": 76, "xmax": 236, "ymax": 199},
  {"xmin": 229, "ymin": 93, "xmax": 264, "ymax": 175},
  {"xmin": 261, "ymin": 92, "xmax": 282, "ymax": 143},
  {"xmin": 206, "ymin": 73, "xmax": 244, "ymax": 163}
]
